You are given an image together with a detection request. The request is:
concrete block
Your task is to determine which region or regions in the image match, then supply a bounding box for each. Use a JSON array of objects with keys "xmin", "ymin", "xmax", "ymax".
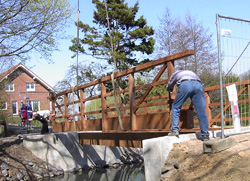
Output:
[
  {"xmin": 23, "ymin": 132, "xmax": 142, "ymax": 172},
  {"xmin": 203, "ymin": 137, "xmax": 237, "ymax": 153},
  {"xmin": 143, "ymin": 133, "xmax": 197, "ymax": 181}
]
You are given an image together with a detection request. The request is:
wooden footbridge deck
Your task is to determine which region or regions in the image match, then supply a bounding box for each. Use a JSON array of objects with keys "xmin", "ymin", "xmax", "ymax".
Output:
[{"xmin": 49, "ymin": 50, "xmax": 250, "ymax": 148}]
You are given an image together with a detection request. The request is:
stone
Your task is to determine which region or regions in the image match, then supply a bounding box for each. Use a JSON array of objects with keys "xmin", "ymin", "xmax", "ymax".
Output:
[
  {"xmin": 54, "ymin": 170, "xmax": 64, "ymax": 176},
  {"xmin": 173, "ymin": 162, "xmax": 180, "ymax": 169},
  {"xmin": 16, "ymin": 172, "xmax": 25, "ymax": 180},
  {"xmin": 1, "ymin": 162, "xmax": 9, "ymax": 170},
  {"xmin": 203, "ymin": 137, "xmax": 238, "ymax": 153},
  {"xmin": 161, "ymin": 165, "xmax": 174, "ymax": 174},
  {"xmin": 34, "ymin": 172, "xmax": 43, "ymax": 179},
  {"xmin": 2, "ymin": 169, "xmax": 8, "ymax": 177},
  {"xmin": 32, "ymin": 164, "xmax": 39, "ymax": 171},
  {"xmin": 49, "ymin": 172, "xmax": 54, "ymax": 177},
  {"xmin": 160, "ymin": 168, "xmax": 177, "ymax": 180},
  {"xmin": 28, "ymin": 161, "xmax": 34, "ymax": 166},
  {"xmin": 43, "ymin": 173, "xmax": 50, "ymax": 177},
  {"xmin": 238, "ymin": 151, "xmax": 247, "ymax": 157},
  {"xmin": 112, "ymin": 163, "xmax": 120, "ymax": 169}
]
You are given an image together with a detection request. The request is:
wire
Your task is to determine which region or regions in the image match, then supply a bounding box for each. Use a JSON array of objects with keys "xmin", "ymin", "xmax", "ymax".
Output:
[{"xmin": 224, "ymin": 41, "xmax": 250, "ymax": 78}]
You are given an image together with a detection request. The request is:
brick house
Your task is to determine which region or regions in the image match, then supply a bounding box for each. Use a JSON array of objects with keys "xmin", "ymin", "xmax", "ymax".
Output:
[{"xmin": 0, "ymin": 63, "xmax": 55, "ymax": 116}]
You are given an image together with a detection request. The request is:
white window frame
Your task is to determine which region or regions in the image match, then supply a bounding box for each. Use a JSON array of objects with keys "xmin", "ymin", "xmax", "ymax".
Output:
[
  {"xmin": 0, "ymin": 102, "xmax": 7, "ymax": 110},
  {"xmin": 31, "ymin": 100, "xmax": 40, "ymax": 111},
  {"xmin": 12, "ymin": 101, "xmax": 18, "ymax": 115},
  {"xmin": 5, "ymin": 83, "xmax": 14, "ymax": 92},
  {"xmin": 26, "ymin": 83, "xmax": 35, "ymax": 91}
]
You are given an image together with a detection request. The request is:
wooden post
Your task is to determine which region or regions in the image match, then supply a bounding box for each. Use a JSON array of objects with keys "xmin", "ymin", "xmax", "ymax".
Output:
[
  {"xmin": 51, "ymin": 96, "xmax": 56, "ymax": 131},
  {"xmin": 167, "ymin": 61, "xmax": 175, "ymax": 108},
  {"xmin": 129, "ymin": 73, "xmax": 136, "ymax": 130},
  {"xmin": 64, "ymin": 93, "xmax": 69, "ymax": 132},
  {"xmin": 80, "ymin": 88, "xmax": 86, "ymax": 131},
  {"xmin": 101, "ymin": 82, "xmax": 108, "ymax": 132},
  {"xmin": 204, "ymin": 91, "xmax": 212, "ymax": 127}
]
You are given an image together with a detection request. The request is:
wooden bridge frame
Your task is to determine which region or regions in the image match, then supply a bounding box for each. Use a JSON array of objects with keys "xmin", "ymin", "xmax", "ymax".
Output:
[{"xmin": 49, "ymin": 49, "xmax": 250, "ymax": 147}]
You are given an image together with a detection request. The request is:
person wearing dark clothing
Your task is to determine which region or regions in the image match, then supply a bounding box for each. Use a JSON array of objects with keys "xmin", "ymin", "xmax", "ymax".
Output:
[
  {"xmin": 25, "ymin": 101, "xmax": 33, "ymax": 129},
  {"xmin": 20, "ymin": 102, "xmax": 26, "ymax": 128},
  {"xmin": 34, "ymin": 113, "xmax": 49, "ymax": 134},
  {"xmin": 166, "ymin": 70, "xmax": 210, "ymax": 141}
]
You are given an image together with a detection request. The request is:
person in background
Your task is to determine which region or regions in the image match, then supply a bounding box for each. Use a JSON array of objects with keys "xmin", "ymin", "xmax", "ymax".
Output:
[
  {"xmin": 19, "ymin": 101, "xmax": 26, "ymax": 128},
  {"xmin": 33, "ymin": 111, "xmax": 55, "ymax": 134},
  {"xmin": 166, "ymin": 70, "xmax": 210, "ymax": 141},
  {"xmin": 25, "ymin": 101, "xmax": 33, "ymax": 130}
]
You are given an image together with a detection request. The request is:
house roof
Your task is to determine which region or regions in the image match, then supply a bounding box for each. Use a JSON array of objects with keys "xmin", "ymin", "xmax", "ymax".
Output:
[{"xmin": 0, "ymin": 63, "xmax": 55, "ymax": 92}]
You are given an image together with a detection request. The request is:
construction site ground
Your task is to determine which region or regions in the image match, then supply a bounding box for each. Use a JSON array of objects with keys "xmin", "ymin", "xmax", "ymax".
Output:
[
  {"xmin": 163, "ymin": 133, "xmax": 250, "ymax": 181},
  {"xmin": 1, "ymin": 124, "xmax": 250, "ymax": 180}
]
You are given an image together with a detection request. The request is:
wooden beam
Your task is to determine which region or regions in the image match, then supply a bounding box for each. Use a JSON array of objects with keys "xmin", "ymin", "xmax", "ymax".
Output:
[
  {"xmin": 204, "ymin": 91, "xmax": 212, "ymax": 127},
  {"xmin": 80, "ymin": 88, "xmax": 86, "ymax": 131},
  {"xmin": 134, "ymin": 63, "xmax": 168, "ymax": 113},
  {"xmin": 56, "ymin": 50, "xmax": 195, "ymax": 96},
  {"xmin": 129, "ymin": 73, "xmax": 136, "ymax": 130},
  {"xmin": 64, "ymin": 93, "xmax": 69, "ymax": 131},
  {"xmin": 204, "ymin": 79, "xmax": 250, "ymax": 92},
  {"xmin": 101, "ymin": 82, "xmax": 108, "ymax": 132}
]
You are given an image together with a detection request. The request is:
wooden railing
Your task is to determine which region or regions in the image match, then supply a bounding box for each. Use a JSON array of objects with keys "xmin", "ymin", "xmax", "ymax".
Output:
[
  {"xmin": 49, "ymin": 50, "xmax": 195, "ymax": 132},
  {"xmin": 49, "ymin": 49, "xmax": 250, "ymax": 133},
  {"xmin": 203, "ymin": 80, "xmax": 250, "ymax": 127}
]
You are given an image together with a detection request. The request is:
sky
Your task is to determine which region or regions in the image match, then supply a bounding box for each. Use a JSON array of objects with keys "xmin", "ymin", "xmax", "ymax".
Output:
[{"xmin": 30, "ymin": 0, "xmax": 250, "ymax": 87}]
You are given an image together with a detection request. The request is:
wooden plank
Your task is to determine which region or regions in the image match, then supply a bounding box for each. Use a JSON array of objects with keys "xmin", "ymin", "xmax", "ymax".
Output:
[
  {"xmin": 64, "ymin": 93, "xmax": 69, "ymax": 131},
  {"xmin": 204, "ymin": 91, "xmax": 212, "ymax": 127},
  {"xmin": 134, "ymin": 63, "xmax": 168, "ymax": 113},
  {"xmin": 167, "ymin": 60, "xmax": 175, "ymax": 99},
  {"xmin": 55, "ymin": 50, "xmax": 195, "ymax": 96},
  {"xmin": 129, "ymin": 73, "xmax": 136, "ymax": 130},
  {"xmin": 213, "ymin": 86, "xmax": 247, "ymax": 120},
  {"xmin": 80, "ymin": 88, "xmax": 86, "ymax": 131},
  {"xmin": 101, "ymin": 82, "xmax": 108, "ymax": 132},
  {"xmin": 55, "ymin": 100, "xmax": 64, "ymax": 116},
  {"xmin": 204, "ymin": 79, "xmax": 250, "ymax": 92},
  {"xmin": 137, "ymin": 100, "xmax": 169, "ymax": 108}
]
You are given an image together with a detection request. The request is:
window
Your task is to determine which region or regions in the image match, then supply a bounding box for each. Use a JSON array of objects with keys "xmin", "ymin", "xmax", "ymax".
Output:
[
  {"xmin": 25, "ymin": 100, "xmax": 40, "ymax": 111},
  {"xmin": 12, "ymin": 101, "xmax": 17, "ymax": 115},
  {"xmin": 5, "ymin": 83, "xmax": 14, "ymax": 92},
  {"xmin": 0, "ymin": 102, "xmax": 7, "ymax": 110},
  {"xmin": 26, "ymin": 83, "xmax": 35, "ymax": 91},
  {"xmin": 32, "ymin": 100, "xmax": 40, "ymax": 111}
]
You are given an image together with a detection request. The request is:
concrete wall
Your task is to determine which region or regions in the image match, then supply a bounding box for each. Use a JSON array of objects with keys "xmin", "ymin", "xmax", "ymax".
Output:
[
  {"xmin": 143, "ymin": 134, "xmax": 197, "ymax": 181},
  {"xmin": 23, "ymin": 127, "xmax": 250, "ymax": 180},
  {"xmin": 142, "ymin": 127, "xmax": 250, "ymax": 181},
  {"xmin": 22, "ymin": 132, "xmax": 142, "ymax": 172}
]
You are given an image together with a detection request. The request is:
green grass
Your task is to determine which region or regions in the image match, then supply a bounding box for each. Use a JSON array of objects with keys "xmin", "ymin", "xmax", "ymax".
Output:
[{"xmin": 5, "ymin": 116, "xmax": 52, "ymax": 127}]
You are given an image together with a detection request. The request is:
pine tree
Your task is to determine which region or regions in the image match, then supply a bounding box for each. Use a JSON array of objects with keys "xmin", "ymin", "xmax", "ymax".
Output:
[{"xmin": 70, "ymin": 0, "xmax": 155, "ymax": 72}]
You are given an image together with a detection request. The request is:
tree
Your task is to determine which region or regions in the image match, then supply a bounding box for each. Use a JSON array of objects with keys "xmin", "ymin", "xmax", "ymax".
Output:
[
  {"xmin": 70, "ymin": 0, "xmax": 155, "ymax": 72},
  {"xmin": 155, "ymin": 8, "xmax": 187, "ymax": 57},
  {"xmin": 0, "ymin": 0, "xmax": 72, "ymax": 69},
  {"xmin": 155, "ymin": 10, "xmax": 218, "ymax": 79},
  {"xmin": 184, "ymin": 12, "xmax": 217, "ymax": 75},
  {"xmin": 54, "ymin": 61, "xmax": 107, "ymax": 96}
]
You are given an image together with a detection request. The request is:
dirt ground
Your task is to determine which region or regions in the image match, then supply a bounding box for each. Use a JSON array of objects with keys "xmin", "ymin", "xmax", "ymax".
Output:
[
  {"xmin": 0, "ymin": 136, "xmax": 51, "ymax": 180},
  {"xmin": 163, "ymin": 133, "xmax": 250, "ymax": 181},
  {"xmin": 1, "ymin": 126, "xmax": 250, "ymax": 180},
  {"xmin": 0, "ymin": 124, "xmax": 54, "ymax": 180}
]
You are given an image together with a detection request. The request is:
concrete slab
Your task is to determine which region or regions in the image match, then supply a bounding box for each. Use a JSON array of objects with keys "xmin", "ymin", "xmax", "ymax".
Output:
[
  {"xmin": 143, "ymin": 133, "xmax": 197, "ymax": 181},
  {"xmin": 203, "ymin": 137, "xmax": 237, "ymax": 153},
  {"xmin": 22, "ymin": 132, "xmax": 143, "ymax": 172}
]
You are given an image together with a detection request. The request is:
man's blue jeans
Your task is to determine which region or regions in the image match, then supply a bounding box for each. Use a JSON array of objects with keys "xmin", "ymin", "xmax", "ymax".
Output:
[{"xmin": 171, "ymin": 80, "xmax": 209, "ymax": 137}]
